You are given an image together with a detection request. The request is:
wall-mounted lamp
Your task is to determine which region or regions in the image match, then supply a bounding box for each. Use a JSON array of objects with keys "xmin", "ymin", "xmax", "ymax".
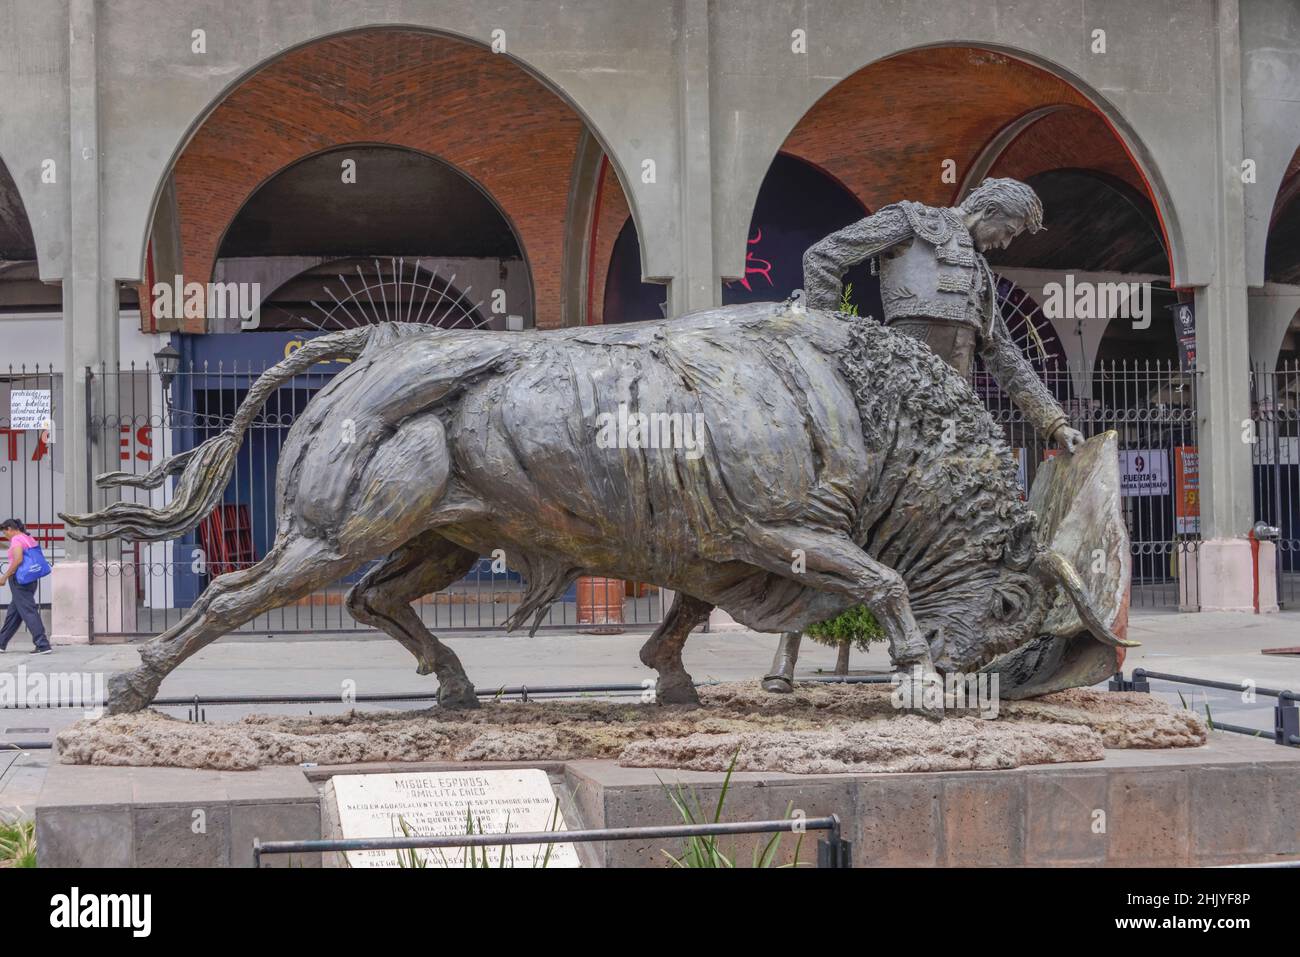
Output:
[{"xmin": 153, "ymin": 343, "xmax": 180, "ymax": 391}]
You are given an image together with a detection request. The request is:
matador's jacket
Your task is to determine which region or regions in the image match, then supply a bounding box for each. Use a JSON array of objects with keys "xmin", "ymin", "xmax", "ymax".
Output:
[{"xmin": 803, "ymin": 200, "xmax": 1068, "ymax": 440}]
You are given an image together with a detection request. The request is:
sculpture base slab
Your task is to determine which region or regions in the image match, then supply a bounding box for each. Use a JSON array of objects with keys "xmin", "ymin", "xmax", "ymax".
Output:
[
  {"xmin": 55, "ymin": 682, "xmax": 1204, "ymax": 772},
  {"xmin": 35, "ymin": 733, "xmax": 1300, "ymax": 867}
]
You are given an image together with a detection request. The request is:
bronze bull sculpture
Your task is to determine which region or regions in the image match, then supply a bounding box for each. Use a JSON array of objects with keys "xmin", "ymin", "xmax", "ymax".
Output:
[{"xmin": 63, "ymin": 302, "xmax": 1134, "ymax": 715}]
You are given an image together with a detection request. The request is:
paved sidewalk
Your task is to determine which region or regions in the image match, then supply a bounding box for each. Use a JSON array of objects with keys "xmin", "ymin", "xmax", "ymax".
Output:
[{"xmin": 3, "ymin": 610, "xmax": 1298, "ymax": 817}]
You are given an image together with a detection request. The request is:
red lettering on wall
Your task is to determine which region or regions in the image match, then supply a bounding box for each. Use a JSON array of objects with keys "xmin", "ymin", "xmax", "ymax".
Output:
[{"xmin": 119, "ymin": 424, "xmax": 154, "ymax": 462}]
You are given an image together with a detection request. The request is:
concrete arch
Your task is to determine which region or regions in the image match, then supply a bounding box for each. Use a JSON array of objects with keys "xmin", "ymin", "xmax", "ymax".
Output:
[
  {"xmin": 1244, "ymin": 96, "xmax": 1300, "ymax": 283},
  {"xmin": 956, "ymin": 106, "xmax": 1070, "ymax": 200},
  {"xmin": 209, "ymin": 141, "xmax": 535, "ymax": 328},
  {"xmin": 713, "ymin": 40, "xmax": 1193, "ymax": 290},
  {"xmin": 0, "ymin": 149, "xmax": 39, "ymax": 268},
  {"xmin": 101, "ymin": 11, "xmax": 675, "ymax": 285},
  {"xmin": 1249, "ymin": 287, "xmax": 1300, "ymax": 367},
  {"xmin": 134, "ymin": 28, "xmax": 642, "ymax": 329},
  {"xmin": 0, "ymin": 150, "xmax": 57, "ymax": 281},
  {"xmin": 1241, "ymin": 0, "xmax": 1300, "ymax": 287},
  {"xmin": 0, "ymin": 3, "xmax": 69, "ymax": 282},
  {"xmin": 1256, "ymin": 143, "xmax": 1300, "ymax": 284}
]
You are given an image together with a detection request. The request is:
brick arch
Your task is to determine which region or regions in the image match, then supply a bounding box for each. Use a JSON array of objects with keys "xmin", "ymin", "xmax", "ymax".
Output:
[
  {"xmin": 741, "ymin": 45, "xmax": 1180, "ymax": 286},
  {"xmin": 1265, "ymin": 146, "xmax": 1300, "ymax": 284},
  {"xmin": 586, "ymin": 158, "xmax": 632, "ymax": 325},
  {"xmin": 987, "ymin": 106, "xmax": 1147, "ymax": 200},
  {"xmin": 167, "ymin": 29, "xmax": 591, "ymax": 331}
]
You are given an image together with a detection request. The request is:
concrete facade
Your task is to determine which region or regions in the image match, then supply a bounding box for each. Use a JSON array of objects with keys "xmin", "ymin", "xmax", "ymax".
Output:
[{"xmin": 0, "ymin": 0, "xmax": 1297, "ymax": 610}]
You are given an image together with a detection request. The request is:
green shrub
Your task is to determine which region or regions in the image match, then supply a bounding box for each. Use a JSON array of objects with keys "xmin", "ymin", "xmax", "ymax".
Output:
[
  {"xmin": 805, "ymin": 604, "xmax": 884, "ymax": 651},
  {"xmin": 658, "ymin": 749, "xmax": 806, "ymax": 868},
  {"xmin": 0, "ymin": 816, "xmax": 36, "ymax": 868},
  {"xmin": 839, "ymin": 283, "xmax": 859, "ymax": 316}
]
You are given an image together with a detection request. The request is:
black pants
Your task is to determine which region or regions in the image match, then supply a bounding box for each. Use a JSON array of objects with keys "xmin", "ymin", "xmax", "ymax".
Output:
[
  {"xmin": 888, "ymin": 319, "xmax": 977, "ymax": 378},
  {"xmin": 0, "ymin": 579, "xmax": 51, "ymax": 651}
]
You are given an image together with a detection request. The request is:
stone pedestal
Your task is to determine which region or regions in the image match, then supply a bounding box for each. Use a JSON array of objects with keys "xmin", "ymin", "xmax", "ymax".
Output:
[
  {"xmin": 50, "ymin": 560, "xmax": 139, "ymax": 644},
  {"xmin": 36, "ymin": 738, "xmax": 1300, "ymax": 867},
  {"xmin": 1184, "ymin": 538, "xmax": 1278, "ymax": 613}
]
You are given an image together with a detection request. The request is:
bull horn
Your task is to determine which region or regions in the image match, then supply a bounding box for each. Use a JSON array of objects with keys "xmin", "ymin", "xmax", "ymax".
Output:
[{"xmin": 1033, "ymin": 549, "xmax": 1140, "ymax": 649}]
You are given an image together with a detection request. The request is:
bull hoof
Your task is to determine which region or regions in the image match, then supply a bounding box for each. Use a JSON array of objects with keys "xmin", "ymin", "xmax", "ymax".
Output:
[
  {"xmin": 105, "ymin": 668, "xmax": 162, "ymax": 715},
  {"xmin": 893, "ymin": 661, "xmax": 945, "ymax": 722},
  {"xmin": 656, "ymin": 679, "xmax": 700, "ymax": 707},
  {"xmin": 907, "ymin": 701, "xmax": 946, "ymax": 722},
  {"xmin": 761, "ymin": 674, "xmax": 794, "ymax": 694},
  {"xmin": 437, "ymin": 679, "xmax": 480, "ymax": 710}
]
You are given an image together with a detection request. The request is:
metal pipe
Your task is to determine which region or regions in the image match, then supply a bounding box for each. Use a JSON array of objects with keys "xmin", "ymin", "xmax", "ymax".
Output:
[
  {"xmin": 1133, "ymin": 669, "xmax": 1297, "ymax": 701},
  {"xmin": 0, "ymin": 674, "xmax": 898, "ymax": 710},
  {"xmin": 1208, "ymin": 722, "xmax": 1270, "ymax": 738},
  {"xmin": 254, "ymin": 815, "xmax": 839, "ymax": 860}
]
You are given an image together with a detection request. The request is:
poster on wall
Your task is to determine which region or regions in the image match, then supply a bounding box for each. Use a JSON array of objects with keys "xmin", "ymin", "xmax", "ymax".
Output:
[
  {"xmin": 1173, "ymin": 445, "xmax": 1200, "ymax": 535},
  {"xmin": 1172, "ymin": 302, "xmax": 1196, "ymax": 372},
  {"xmin": 1119, "ymin": 449, "xmax": 1170, "ymax": 496},
  {"xmin": 9, "ymin": 389, "xmax": 51, "ymax": 430}
]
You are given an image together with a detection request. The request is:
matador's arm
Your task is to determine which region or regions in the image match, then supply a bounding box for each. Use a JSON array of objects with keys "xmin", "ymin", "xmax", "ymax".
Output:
[
  {"xmin": 978, "ymin": 297, "xmax": 1069, "ymax": 441},
  {"xmin": 802, "ymin": 205, "xmax": 912, "ymax": 311}
]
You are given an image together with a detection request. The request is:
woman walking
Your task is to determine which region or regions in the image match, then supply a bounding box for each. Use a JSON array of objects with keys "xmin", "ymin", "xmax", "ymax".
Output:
[{"xmin": 0, "ymin": 519, "xmax": 53, "ymax": 654}]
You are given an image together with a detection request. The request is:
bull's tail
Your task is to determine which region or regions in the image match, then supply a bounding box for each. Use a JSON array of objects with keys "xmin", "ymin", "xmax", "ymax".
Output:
[{"xmin": 60, "ymin": 326, "xmax": 377, "ymax": 542}]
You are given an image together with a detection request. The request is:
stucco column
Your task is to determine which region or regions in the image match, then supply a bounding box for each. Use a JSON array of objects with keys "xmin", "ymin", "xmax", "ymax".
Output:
[
  {"xmin": 54, "ymin": 0, "xmax": 122, "ymax": 642},
  {"xmin": 1189, "ymin": 0, "xmax": 1267, "ymax": 612},
  {"xmin": 671, "ymin": 0, "xmax": 736, "ymax": 631},
  {"xmin": 670, "ymin": 0, "xmax": 717, "ymax": 317}
]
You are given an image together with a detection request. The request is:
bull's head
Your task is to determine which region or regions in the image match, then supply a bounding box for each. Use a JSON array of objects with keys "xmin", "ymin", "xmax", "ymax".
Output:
[{"xmin": 929, "ymin": 540, "xmax": 1135, "ymax": 676}]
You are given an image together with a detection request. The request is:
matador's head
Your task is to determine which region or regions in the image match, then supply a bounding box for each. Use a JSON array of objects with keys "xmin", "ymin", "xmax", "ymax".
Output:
[{"xmin": 959, "ymin": 177, "xmax": 1045, "ymax": 253}]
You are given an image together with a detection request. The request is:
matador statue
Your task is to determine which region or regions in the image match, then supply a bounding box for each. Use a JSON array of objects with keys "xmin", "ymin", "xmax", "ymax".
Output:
[{"xmin": 763, "ymin": 176, "xmax": 1086, "ymax": 693}]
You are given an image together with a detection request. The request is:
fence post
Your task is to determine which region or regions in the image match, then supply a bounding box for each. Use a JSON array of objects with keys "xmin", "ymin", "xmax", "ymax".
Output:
[
  {"xmin": 816, "ymin": 815, "xmax": 852, "ymax": 869},
  {"xmin": 1108, "ymin": 670, "xmax": 1150, "ymax": 693},
  {"xmin": 1274, "ymin": 695, "xmax": 1299, "ymax": 747},
  {"xmin": 84, "ymin": 365, "xmax": 94, "ymax": 645}
]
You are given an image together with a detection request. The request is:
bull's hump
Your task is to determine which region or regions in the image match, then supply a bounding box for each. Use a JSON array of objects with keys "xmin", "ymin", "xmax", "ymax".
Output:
[{"xmin": 447, "ymin": 305, "xmax": 864, "ymax": 544}]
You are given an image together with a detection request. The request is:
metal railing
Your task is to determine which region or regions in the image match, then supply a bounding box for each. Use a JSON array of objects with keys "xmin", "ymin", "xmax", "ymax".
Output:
[
  {"xmin": 252, "ymin": 815, "xmax": 850, "ymax": 868},
  {"xmin": 1111, "ymin": 668, "xmax": 1299, "ymax": 746}
]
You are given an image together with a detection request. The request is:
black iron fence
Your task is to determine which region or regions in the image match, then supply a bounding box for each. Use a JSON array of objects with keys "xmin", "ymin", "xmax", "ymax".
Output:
[
  {"xmin": 0, "ymin": 365, "xmax": 61, "ymax": 609},
  {"xmin": 6, "ymin": 356, "xmax": 1295, "ymax": 634},
  {"xmin": 83, "ymin": 361, "xmax": 665, "ymax": 639},
  {"xmin": 974, "ymin": 358, "xmax": 1202, "ymax": 610},
  {"xmin": 1250, "ymin": 361, "xmax": 1299, "ymax": 607}
]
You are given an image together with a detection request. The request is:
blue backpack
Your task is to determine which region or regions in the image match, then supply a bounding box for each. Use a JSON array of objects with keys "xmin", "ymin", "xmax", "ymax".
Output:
[{"xmin": 14, "ymin": 541, "xmax": 52, "ymax": 585}]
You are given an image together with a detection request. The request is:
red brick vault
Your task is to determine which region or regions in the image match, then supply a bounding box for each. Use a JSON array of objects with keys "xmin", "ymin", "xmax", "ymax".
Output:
[
  {"xmin": 781, "ymin": 47, "xmax": 1156, "ymax": 216},
  {"xmin": 585, "ymin": 46, "xmax": 1168, "ymax": 319},
  {"xmin": 166, "ymin": 30, "xmax": 590, "ymax": 331}
]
